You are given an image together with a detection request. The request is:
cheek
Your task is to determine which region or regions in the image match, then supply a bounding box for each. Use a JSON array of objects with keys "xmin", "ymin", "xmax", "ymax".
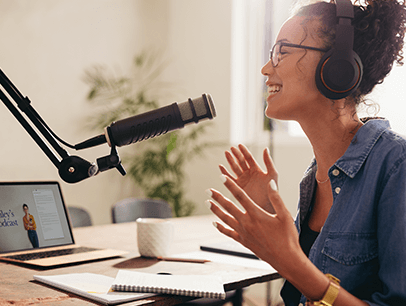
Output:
[
  {"xmin": 283, "ymin": 68, "xmax": 319, "ymax": 100},
  {"xmin": 264, "ymin": 72, "xmax": 321, "ymax": 119},
  {"xmin": 290, "ymin": 59, "xmax": 321, "ymax": 98}
]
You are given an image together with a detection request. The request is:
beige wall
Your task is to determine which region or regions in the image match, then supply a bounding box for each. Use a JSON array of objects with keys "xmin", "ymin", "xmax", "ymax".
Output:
[{"xmin": 0, "ymin": 0, "xmax": 313, "ymax": 224}]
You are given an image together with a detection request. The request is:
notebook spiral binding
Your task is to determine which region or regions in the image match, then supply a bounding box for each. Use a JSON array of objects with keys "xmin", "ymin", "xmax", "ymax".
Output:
[{"xmin": 112, "ymin": 284, "xmax": 226, "ymax": 299}]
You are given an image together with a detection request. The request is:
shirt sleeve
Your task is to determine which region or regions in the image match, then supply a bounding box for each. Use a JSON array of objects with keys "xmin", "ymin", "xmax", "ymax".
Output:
[
  {"xmin": 30, "ymin": 215, "xmax": 37, "ymax": 231},
  {"xmin": 369, "ymin": 156, "xmax": 406, "ymax": 305},
  {"xmin": 23, "ymin": 216, "xmax": 29, "ymax": 230}
]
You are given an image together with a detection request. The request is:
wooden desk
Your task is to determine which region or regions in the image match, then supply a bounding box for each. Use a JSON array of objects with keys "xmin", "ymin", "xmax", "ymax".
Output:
[{"xmin": 0, "ymin": 215, "xmax": 279, "ymax": 305}]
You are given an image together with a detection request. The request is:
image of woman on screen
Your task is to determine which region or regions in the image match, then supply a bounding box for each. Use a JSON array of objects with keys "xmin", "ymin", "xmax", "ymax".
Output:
[
  {"xmin": 22, "ymin": 204, "xmax": 39, "ymax": 248},
  {"xmin": 206, "ymin": 0, "xmax": 406, "ymax": 305}
]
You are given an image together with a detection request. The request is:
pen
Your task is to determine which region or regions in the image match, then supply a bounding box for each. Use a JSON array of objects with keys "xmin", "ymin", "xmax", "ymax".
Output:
[{"xmin": 157, "ymin": 256, "xmax": 211, "ymax": 264}]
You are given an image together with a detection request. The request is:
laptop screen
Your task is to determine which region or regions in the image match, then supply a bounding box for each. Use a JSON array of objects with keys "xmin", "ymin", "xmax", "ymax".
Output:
[{"xmin": 0, "ymin": 181, "xmax": 74, "ymax": 254}]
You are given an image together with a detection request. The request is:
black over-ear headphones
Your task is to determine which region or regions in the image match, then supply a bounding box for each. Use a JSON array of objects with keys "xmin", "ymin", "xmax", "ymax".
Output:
[{"xmin": 315, "ymin": 0, "xmax": 363, "ymax": 100}]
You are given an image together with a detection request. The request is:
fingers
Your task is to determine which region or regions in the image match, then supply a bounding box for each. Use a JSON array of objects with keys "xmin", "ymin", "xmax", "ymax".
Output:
[
  {"xmin": 219, "ymin": 164, "xmax": 236, "ymax": 182},
  {"xmin": 224, "ymin": 145, "xmax": 275, "ymax": 179},
  {"xmin": 212, "ymin": 221, "xmax": 241, "ymax": 242},
  {"xmin": 238, "ymin": 144, "xmax": 261, "ymax": 170},
  {"xmin": 267, "ymin": 180, "xmax": 289, "ymax": 218},
  {"xmin": 218, "ymin": 175, "xmax": 259, "ymax": 215},
  {"xmin": 229, "ymin": 144, "xmax": 277, "ymax": 176},
  {"xmin": 208, "ymin": 188, "xmax": 246, "ymax": 221},
  {"xmin": 207, "ymin": 199, "xmax": 241, "ymax": 231},
  {"xmin": 230, "ymin": 146, "xmax": 249, "ymax": 171},
  {"xmin": 206, "ymin": 190, "xmax": 244, "ymax": 243},
  {"xmin": 263, "ymin": 147, "xmax": 278, "ymax": 178},
  {"xmin": 225, "ymin": 150, "xmax": 244, "ymax": 177},
  {"xmin": 223, "ymin": 145, "xmax": 252, "ymax": 177}
]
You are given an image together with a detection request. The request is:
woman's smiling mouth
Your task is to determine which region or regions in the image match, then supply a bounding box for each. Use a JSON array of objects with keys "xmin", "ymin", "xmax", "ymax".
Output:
[{"xmin": 268, "ymin": 84, "xmax": 282, "ymax": 96}]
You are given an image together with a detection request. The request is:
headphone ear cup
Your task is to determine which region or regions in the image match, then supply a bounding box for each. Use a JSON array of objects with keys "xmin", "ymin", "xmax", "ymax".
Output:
[{"xmin": 316, "ymin": 49, "xmax": 363, "ymax": 100}]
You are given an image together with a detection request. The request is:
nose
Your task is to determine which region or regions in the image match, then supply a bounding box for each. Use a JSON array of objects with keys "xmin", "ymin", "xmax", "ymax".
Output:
[{"xmin": 261, "ymin": 59, "xmax": 273, "ymax": 76}]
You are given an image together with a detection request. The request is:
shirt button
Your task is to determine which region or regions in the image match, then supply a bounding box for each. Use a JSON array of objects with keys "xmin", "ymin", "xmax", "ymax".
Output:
[
  {"xmin": 335, "ymin": 187, "xmax": 341, "ymax": 194},
  {"xmin": 332, "ymin": 169, "xmax": 340, "ymax": 176}
]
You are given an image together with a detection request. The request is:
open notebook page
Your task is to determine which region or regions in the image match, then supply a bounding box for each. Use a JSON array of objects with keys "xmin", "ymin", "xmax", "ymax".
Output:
[{"xmin": 34, "ymin": 273, "xmax": 154, "ymax": 305}]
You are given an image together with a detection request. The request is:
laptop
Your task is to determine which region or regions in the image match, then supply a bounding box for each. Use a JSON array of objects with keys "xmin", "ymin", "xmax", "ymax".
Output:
[{"xmin": 0, "ymin": 181, "xmax": 127, "ymax": 267}]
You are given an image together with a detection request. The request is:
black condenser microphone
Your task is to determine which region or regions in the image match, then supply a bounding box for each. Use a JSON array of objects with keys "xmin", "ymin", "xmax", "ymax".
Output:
[{"xmin": 75, "ymin": 93, "xmax": 216, "ymax": 149}]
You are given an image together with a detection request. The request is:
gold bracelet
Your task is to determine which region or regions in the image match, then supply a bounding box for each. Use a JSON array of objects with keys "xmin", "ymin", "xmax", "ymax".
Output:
[{"xmin": 306, "ymin": 274, "xmax": 340, "ymax": 306}]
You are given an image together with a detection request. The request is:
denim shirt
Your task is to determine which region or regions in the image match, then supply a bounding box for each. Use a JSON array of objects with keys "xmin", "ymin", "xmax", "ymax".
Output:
[{"xmin": 284, "ymin": 119, "xmax": 406, "ymax": 305}]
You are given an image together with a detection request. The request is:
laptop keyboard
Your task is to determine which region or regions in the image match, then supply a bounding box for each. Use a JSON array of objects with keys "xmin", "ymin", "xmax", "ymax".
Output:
[{"xmin": 3, "ymin": 247, "xmax": 99, "ymax": 261}]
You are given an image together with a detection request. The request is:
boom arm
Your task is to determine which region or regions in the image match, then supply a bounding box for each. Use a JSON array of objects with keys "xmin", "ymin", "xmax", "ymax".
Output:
[{"xmin": 0, "ymin": 69, "xmax": 125, "ymax": 183}]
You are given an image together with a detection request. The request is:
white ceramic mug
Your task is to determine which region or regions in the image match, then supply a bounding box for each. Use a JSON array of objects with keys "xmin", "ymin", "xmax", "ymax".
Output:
[{"xmin": 136, "ymin": 218, "xmax": 174, "ymax": 258}]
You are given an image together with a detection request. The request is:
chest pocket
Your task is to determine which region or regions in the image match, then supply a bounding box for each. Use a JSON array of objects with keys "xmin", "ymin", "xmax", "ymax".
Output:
[
  {"xmin": 319, "ymin": 232, "xmax": 380, "ymax": 299},
  {"xmin": 321, "ymin": 232, "xmax": 378, "ymax": 265}
]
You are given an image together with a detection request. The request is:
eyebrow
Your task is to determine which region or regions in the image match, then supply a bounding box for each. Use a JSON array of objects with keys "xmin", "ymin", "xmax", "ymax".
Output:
[{"xmin": 276, "ymin": 38, "xmax": 290, "ymax": 44}]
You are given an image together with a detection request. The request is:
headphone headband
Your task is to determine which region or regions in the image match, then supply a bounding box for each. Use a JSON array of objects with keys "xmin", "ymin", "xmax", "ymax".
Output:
[
  {"xmin": 336, "ymin": 0, "xmax": 354, "ymax": 18},
  {"xmin": 335, "ymin": 0, "xmax": 354, "ymax": 51}
]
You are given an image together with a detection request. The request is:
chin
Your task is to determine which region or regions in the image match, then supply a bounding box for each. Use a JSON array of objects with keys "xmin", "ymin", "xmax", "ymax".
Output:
[{"xmin": 265, "ymin": 105, "xmax": 292, "ymax": 121}]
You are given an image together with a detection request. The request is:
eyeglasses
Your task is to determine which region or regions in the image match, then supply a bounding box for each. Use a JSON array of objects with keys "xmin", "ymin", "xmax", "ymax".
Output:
[{"xmin": 270, "ymin": 42, "xmax": 329, "ymax": 67}]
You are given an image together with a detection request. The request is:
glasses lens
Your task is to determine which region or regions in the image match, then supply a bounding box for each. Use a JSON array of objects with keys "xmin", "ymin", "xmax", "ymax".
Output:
[{"xmin": 271, "ymin": 44, "xmax": 280, "ymax": 67}]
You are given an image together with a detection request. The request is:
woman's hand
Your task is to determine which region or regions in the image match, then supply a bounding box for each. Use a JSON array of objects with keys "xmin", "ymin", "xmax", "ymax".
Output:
[
  {"xmin": 219, "ymin": 144, "xmax": 277, "ymax": 213},
  {"xmin": 207, "ymin": 175, "xmax": 303, "ymax": 277}
]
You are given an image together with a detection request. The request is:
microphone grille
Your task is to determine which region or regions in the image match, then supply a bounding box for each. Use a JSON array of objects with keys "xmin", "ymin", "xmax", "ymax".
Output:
[{"xmin": 178, "ymin": 94, "xmax": 216, "ymax": 123}]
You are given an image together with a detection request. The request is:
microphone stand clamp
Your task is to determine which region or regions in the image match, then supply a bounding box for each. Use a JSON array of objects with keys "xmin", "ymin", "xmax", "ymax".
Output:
[
  {"xmin": 96, "ymin": 127, "xmax": 126, "ymax": 176},
  {"xmin": 59, "ymin": 156, "xmax": 99, "ymax": 184}
]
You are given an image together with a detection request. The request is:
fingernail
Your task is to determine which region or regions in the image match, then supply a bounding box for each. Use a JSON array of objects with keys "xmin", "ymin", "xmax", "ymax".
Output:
[
  {"xmin": 205, "ymin": 200, "xmax": 212, "ymax": 209},
  {"xmin": 212, "ymin": 222, "xmax": 218, "ymax": 228},
  {"xmin": 220, "ymin": 174, "xmax": 227, "ymax": 183},
  {"xmin": 270, "ymin": 179, "xmax": 278, "ymax": 191},
  {"xmin": 205, "ymin": 189, "xmax": 213, "ymax": 197},
  {"xmin": 266, "ymin": 147, "xmax": 270, "ymax": 155}
]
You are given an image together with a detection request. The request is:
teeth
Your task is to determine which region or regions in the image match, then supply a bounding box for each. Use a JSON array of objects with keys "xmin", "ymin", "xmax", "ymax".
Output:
[{"xmin": 268, "ymin": 85, "xmax": 281, "ymax": 94}]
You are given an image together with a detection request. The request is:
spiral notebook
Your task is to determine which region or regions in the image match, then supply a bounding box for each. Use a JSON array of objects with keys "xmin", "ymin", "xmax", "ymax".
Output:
[{"xmin": 111, "ymin": 270, "xmax": 226, "ymax": 299}]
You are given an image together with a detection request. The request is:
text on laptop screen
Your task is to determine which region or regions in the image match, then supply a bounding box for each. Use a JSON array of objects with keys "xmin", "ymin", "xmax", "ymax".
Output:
[{"xmin": 0, "ymin": 182, "xmax": 74, "ymax": 253}]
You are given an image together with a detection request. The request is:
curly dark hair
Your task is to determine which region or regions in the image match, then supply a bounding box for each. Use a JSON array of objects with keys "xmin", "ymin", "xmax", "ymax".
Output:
[{"xmin": 295, "ymin": 0, "xmax": 406, "ymax": 106}]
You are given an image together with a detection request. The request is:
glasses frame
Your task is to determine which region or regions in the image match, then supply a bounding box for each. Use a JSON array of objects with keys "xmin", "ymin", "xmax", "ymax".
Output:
[{"xmin": 270, "ymin": 42, "xmax": 329, "ymax": 67}]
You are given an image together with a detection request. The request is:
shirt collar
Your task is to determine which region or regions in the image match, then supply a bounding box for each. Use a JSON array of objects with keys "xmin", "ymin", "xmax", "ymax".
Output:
[
  {"xmin": 334, "ymin": 118, "xmax": 390, "ymax": 178},
  {"xmin": 297, "ymin": 119, "xmax": 390, "ymax": 226}
]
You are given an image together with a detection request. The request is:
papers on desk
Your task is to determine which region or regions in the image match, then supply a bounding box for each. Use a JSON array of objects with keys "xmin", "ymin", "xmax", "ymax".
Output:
[
  {"xmin": 174, "ymin": 250, "xmax": 276, "ymax": 271},
  {"xmin": 195, "ymin": 239, "xmax": 276, "ymax": 271},
  {"xmin": 34, "ymin": 270, "xmax": 226, "ymax": 304},
  {"xmin": 33, "ymin": 241, "xmax": 272, "ymax": 305},
  {"xmin": 33, "ymin": 273, "xmax": 154, "ymax": 305}
]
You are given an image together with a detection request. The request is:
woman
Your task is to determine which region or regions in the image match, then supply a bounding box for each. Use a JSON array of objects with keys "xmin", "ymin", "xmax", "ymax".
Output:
[
  {"xmin": 22, "ymin": 204, "xmax": 39, "ymax": 248},
  {"xmin": 206, "ymin": 0, "xmax": 406, "ymax": 305}
]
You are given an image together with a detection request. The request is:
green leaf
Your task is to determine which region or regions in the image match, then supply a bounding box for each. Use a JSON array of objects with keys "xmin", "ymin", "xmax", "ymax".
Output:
[{"xmin": 166, "ymin": 134, "xmax": 177, "ymax": 157}]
